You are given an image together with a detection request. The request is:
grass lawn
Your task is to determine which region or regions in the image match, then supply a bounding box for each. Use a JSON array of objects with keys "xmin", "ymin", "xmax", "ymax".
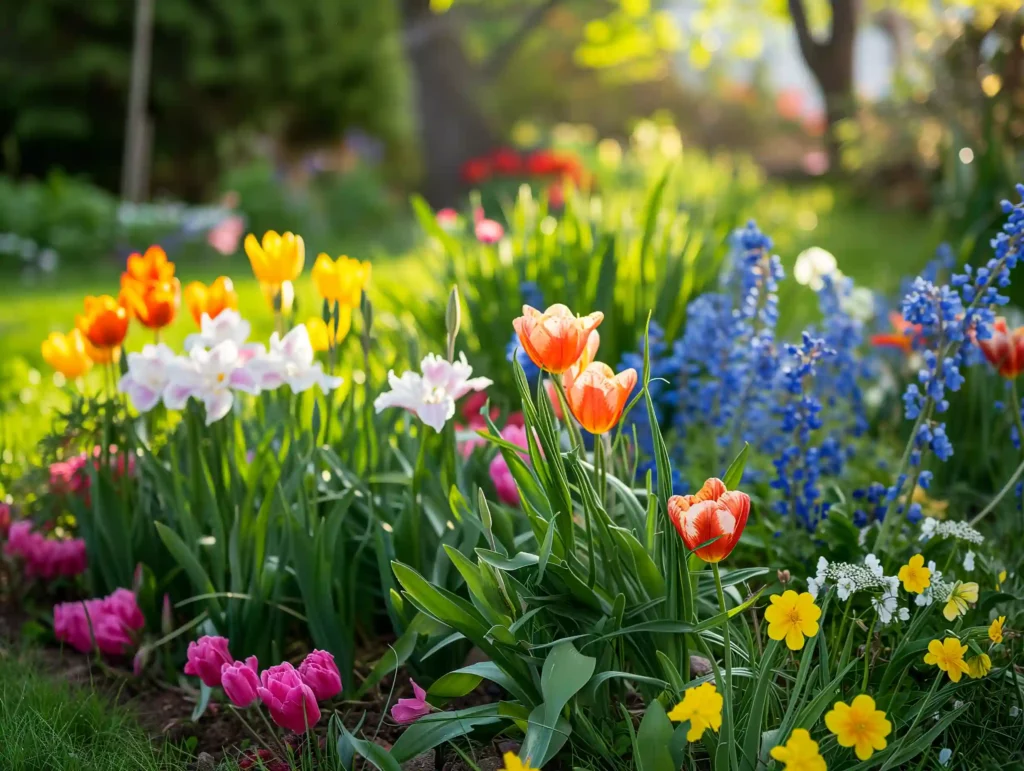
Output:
[{"xmin": 0, "ymin": 648, "xmax": 184, "ymax": 771}]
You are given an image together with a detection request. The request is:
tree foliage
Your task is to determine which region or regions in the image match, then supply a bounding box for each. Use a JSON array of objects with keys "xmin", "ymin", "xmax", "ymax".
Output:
[{"xmin": 0, "ymin": 0, "xmax": 409, "ymax": 198}]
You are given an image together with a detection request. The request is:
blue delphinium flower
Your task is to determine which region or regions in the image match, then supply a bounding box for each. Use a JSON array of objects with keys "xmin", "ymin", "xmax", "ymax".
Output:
[{"xmin": 507, "ymin": 281, "xmax": 544, "ymax": 385}]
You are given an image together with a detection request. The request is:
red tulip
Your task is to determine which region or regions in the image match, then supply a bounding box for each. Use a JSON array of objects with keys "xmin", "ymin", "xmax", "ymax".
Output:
[
  {"xmin": 667, "ymin": 478, "xmax": 750, "ymax": 563},
  {"xmin": 979, "ymin": 317, "xmax": 1024, "ymax": 378}
]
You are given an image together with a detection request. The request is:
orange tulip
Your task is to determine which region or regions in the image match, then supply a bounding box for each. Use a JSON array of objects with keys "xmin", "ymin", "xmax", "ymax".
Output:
[
  {"xmin": 120, "ymin": 278, "xmax": 180, "ymax": 329},
  {"xmin": 667, "ymin": 478, "xmax": 750, "ymax": 563},
  {"xmin": 76, "ymin": 295, "xmax": 129, "ymax": 351},
  {"xmin": 184, "ymin": 277, "xmax": 239, "ymax": 326},
  {"xmin": 979, "ymin": 317, "xmax": 1024, "ymax": 378},
  {"xmin": 124, "ymin": 245, "xmax": 175, "ymax": 284},
  {"xmin": 870, "ymin": 311, "xmax": 921, "ymax": 354},
  {"xmin": 41, "ymin": 330, "xmax": 93, "ymax": 379},
  {"xmin": 512, "ymin": 304, "xmax": 603, "ymax": 374},
  {"xmin": 563, "ymin": 362, "xmax": 637, "ymax": 435}
]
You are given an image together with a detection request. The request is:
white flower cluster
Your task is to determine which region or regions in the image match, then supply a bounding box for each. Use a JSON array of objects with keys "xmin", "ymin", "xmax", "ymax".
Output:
[
  {"xmin": 919, "ymin": 518, "xmax": 984, "ymax": 545},
  {"xmin": 374, "ymin": 352, "xmax": 492, "ymax": 432},
  {"xmin": 913, "ymin": 559, "xmax": 954, "ymax": 608},
  {"xmin": 807, "ymin": 555, "xmax": 909, "ymax": 624},
  {"xmin": 118, "ymin": 311, "xmax": 341, "ymax": 426}
]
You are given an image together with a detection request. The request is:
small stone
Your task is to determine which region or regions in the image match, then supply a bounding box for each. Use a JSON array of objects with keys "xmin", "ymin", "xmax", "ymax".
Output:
[
  {"xmin": 690, "ymin": 654, "xmax": 713, "ymax": 678},
  {"xmin": 195, "ymin": 752, "xmax": 216, "ymax": 771}
]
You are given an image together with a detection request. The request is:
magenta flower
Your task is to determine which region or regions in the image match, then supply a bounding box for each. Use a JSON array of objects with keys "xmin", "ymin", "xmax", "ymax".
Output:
[
  {"xmin": 475, "ymin": 218, "xmax": 504, "ymax": 244},
  {"xmin": 488, "ymin": 423, "xmax": 531, "ymax": 506},
  {"xmin": 53, "ymin": 588, "xmax": 145, "ymax": 656},
  {"xmin": 298, "ymin": 649, "xmax": 342, "ymax": 701},
  {"xmin": 436, "ymin": 208, "xmax": 459, "ymax": 230},
  {"xmin": 258, "ymin": 662, "xmax": 321, "ymax": 733},
  {"xmin": 184, "ymin": 635, "xmax": 233, "ymax": 687},
  {"xmin": 6, "ymin": 520, "xmax": 87, "ymax": 580},
  {"xmin": 221, "ymin": 656, "xmax": 260, "ymax": 707},
  {"xmin": 391, "ymin": 679, "xmax": 431, "ymax": 724}
]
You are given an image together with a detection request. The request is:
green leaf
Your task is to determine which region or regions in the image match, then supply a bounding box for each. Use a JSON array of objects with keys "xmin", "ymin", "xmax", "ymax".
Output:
[
  {"xmin": 339, "ymin": 724, "xmax": 403, "ymax": 771},
  {"xmin": 519, "ymin": 641, "xmax": 596, "ymax": 767},
  {"xmin": 635, "ymin": 700, "xmax": 676, "ymax": 771},
  {"xmin": 389, "ymin": 704, "xmax": 503, "ymax": 763},
  {"xmin": 722, "ymin": 442, "xmax": 750, "ymax": 489},
  {"xmin": 475, "ymin": 549, "xmax": 540, "ymax": 571},
  {"xmin": 191, "ymin": 682, "xmax": 213, "ymax": 722}
]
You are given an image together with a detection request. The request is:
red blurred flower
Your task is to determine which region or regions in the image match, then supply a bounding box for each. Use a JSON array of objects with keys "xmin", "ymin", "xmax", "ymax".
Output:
[
  {"xmin": 461, "ymin": 157, "xmax": 492, "ymax": 185},
  {"xmin": 979, "ymin": 317, "xmax": 1024, "ymax": 378},
  {"xmin": 525, "ymin": 150, "xmax": 584, "ymax": 183},
  {"xmin": 667, "ymin": 478, "xmax": 750, "ymax": 563},
  {"xmin": 490, "ymin": 147, "xmax": 523, "ymax": 175},
  {"xmin": 870, "ymin": 311, "xmax": 922, "ymax": 354}
]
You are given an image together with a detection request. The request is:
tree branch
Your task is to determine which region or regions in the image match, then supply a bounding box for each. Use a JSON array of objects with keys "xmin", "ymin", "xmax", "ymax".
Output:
[
  {"xmin": 481, "ymin": 0, "xmax": 564, "ymax": 80},
  {"xmin": 787, "ymin": 0, "xmax": 820, "ymax": 69},
  {"xmin": 829, "ymin": 0, "xmax": 858, "ymax": 47}
]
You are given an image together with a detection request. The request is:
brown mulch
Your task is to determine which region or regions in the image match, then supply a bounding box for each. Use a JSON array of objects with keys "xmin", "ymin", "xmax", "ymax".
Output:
[{"xmin": 0, "ymin": 602, "xmax": 506, "ymax": 770}]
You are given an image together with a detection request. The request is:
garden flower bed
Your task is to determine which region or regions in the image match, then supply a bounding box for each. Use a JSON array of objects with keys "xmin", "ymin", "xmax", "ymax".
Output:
[{"xmin": 2, "ymin": 163, "xmax": 1022, "ymax": 770}]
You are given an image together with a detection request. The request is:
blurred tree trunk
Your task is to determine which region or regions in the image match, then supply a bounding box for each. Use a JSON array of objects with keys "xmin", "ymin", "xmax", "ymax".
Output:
[
  {"xmin": 788, "ymin": 0, "xmax": 858, "ymax": 171},
  {"xmin": 401, "ymin": 0, "xmax": 495, "ymax": 205}
]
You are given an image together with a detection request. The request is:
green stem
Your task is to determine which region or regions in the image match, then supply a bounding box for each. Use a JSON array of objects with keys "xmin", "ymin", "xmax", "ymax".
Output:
[
  {"xmin": 861, "ymin": 612, "xmax": 877, "ymax": 692},
  {"xmin": 712, "ymin": 562, "xmax": 738, "ymax": 769},
  {"xmin": 255, "ymin": 704, "xmax": 291, "ymax": 761}
]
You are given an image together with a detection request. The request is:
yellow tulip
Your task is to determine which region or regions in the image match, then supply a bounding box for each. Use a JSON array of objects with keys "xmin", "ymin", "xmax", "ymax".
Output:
[
  {"xmin": 306, "ymin": 311, "xmax": 351, "ymax": 353},
  {"xmin": 311, "ymin": 254, "xmax": 371, "ymax": 307},
  {"xmin": 245, "ymin": 230, "xmax": 305, "ymax": 286},
  {"xmin": 41, "ymin": 330, "xmax": 93, "ymax": 379}
]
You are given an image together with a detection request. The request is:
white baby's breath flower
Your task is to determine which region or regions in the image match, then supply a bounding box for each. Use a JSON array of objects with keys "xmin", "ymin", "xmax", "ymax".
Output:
[
  {"xmin": 836, "ymin": 576, "xmax": 854, "ymax": 600},
  {"xmin": 963, "ymin": 550, "xmax": 975, "ymax": 572}
]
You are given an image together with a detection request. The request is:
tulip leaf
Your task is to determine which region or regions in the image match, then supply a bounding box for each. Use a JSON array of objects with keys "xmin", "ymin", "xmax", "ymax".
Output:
[
  {"xmin": 354, "ymin": 624, "xmax": 419, "ymax": 699},
  {"xmin": 722, "ymin": 442, "xmax": 750, "ymax": 490},
  {"xmin": 635, "ymin": 700, "xmax": 676, "ymax": 771},
  {"xmin": 191, "ymin": 681, "xmax": 213, "ymax": 722},
  {"xmin": 475, "ymin": 549, "xmax": 540, "ymax": 571},
  {"xmin": 339, "ymin": 724, "xmax": 403, "ymax": 771},
  {"xmin": 389, "ymin": 704, "xmax": 503, "ymax": 762}
]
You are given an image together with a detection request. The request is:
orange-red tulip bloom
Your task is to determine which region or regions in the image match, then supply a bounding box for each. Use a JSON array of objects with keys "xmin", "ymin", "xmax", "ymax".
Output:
[
  {"xmin": 512, "ymin": 304, "xmax": 603, "ymax": 374},
  {"xmin": 563, "ymin": 362, "xmax": 637, "ymax": 435},
  {"xmin": 184, "ymin": 277, "xmax": 239, "ymax": 326},
  {"xmin": 979, "ymin": 317, "xmax": 1024, "ymax": 378},
  {"xmin": 870, "ymin": 311, "xmax": 922, "ymax": 353},
  {"xmin": 120, "ymin": 279, "xmax": 180, "ymax": 329},
  {"xmin": 667, "ymin": 478, "xmax": 750, "ymax": 563},
  {"xmin": 76, "ymin": 295, "xmax": 129, "ymax": 350},
  {"xmin": 123, "ymin": 245, "xmax": 175, "ymax": 284}
]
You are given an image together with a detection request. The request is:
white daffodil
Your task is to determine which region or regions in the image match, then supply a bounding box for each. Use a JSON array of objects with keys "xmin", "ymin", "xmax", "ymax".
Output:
[
  {"xmin": 118, "ymin": 343, "xmax": 176, "ymax": 412},
  {"xmin": 374, "ymin": 351, "xmax": 492, "ymax": 433},
  {"xmin": 245, "ymin": 324, "xmax": 342, "ymax": 395},
  {"xmin": 793, "ymin": 246, "xmax": 838, "ymax": 290},
  {"xmin": 184, "ymin": 310, "xmax": 263, "ymax": 362},
  {"xmin": 164, "ymin": 341, "xmax": 260, "ymax": 425}
]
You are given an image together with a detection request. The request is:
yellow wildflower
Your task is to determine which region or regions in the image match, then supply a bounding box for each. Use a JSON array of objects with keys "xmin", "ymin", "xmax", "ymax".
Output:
[
  {"xmin": 989, "ymin": 616, "xmax": 1006, "ymax": 644},
  {"xmin": 942, "ymin": 581, "xmax": 979, "ymax": 622},
  {"xmin": 897, "ymin": 554, "xmax": 931, "ymax": 594},
  {"xmin": 668, "ymin": 682, "xmax": 723, "ymax": 742},
  {"xmin": 500, "ymin": 752, "xmax": 539, "ymax": 771},
  {"xmin": 764, "ymin": 590, "xmax": 821, "ymax": 651},
  {"xmin": 825, "ymin": 694, "xmax": 891, "ymax": 761},
  {"xmin": 967, "ymin": 653, "xmax": 992, "ymax": 679},
  {"xmin": 769, "ymin": 728, "xmax": 827, "ymax": 771},
  {"xmin": 924, "ymin": 637, "xmax": 970, "ymax": 682}
]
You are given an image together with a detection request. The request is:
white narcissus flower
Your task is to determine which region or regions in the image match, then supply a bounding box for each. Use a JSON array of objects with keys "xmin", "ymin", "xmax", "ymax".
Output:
[
  {"xmin": 163, "ymin": 341, "xmax": 261, "ymax": 425},
  {"xmin": 245, "ymin": 324, "xmax": 342, "ymax": 394},
  {"xmin": 374, "ymin": 352, "xmax": 493, "ymax": 433},
  {"xmin": 118, "ymin": 343, "xmax": 176, "ymax": 412},
  {"xmin": 793, "ymin": 246, "xmax": 838, "ymax": 290},
  {"xmin": 184, "ymin": 310, "xmax": 263, "ymax": 362}
]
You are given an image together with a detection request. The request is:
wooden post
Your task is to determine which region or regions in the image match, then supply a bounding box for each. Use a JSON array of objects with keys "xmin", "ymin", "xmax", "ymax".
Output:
[{"xmin": 121, "ymin": 0, "xmax": 155, "ymax": 202}]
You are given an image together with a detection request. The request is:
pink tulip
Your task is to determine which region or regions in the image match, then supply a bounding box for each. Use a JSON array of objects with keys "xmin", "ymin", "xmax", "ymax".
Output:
[
  {"xmin": 391, "ymin": 679, "xmax": 431, "ymax": 723},
  {"xmin": 222, "ymin": 656, "xmax": 261, "ymax": 707},
  {"xmin": 7, "ymin": 521, "xmax": 87, "ymax": 580},
  {"xmin": 0, "ymin": 502, "xmax": 10, "ymax": 539},
  {"xmin": 475, "ymin": 218, "xmax": 504, "ymax": 244},
  {"xmin": 53, "ymin": 589, "xmax": 145, "ymax": 656},
  {"xmin": 436, "ymin": 208, "xmax": 459, "ymax": 230},
  {"xmin": 258, "ymin": 662, "xmax": 321, "ymax": 733},
  {"xmin": 184, "ymin": 635, "xmax": 233, "ymax": 687},
  {"xmin": 488, "ymin": 424, "xmax": 532, "ymax": 506},
  {"xmin": 207, "ymin": 215, "xmax": 245, "ymax": 256},
  {"xmin": 298, "ymin": 649, "xmax": 342, "ymax": 701}
]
